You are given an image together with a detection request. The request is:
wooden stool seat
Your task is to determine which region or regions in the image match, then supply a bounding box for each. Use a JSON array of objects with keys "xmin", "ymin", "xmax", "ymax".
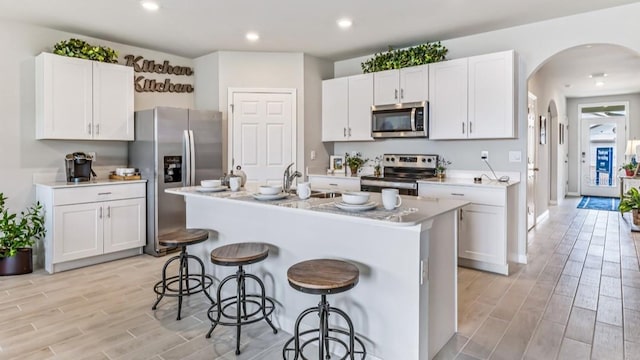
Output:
[
  {"xmin": 283, "ymin": 258, "xmax": 366, "ymax": 359},
  {"xmin": 159, "ymin": 228, "xmax": 209, "ymax": 247},
  {"xmin": 287, "ymin": 259, "xmax": 359, "ymax": 295},
  {"xmin": 210, "ymin": 242, "xmax": 269, "ymax": 266}
]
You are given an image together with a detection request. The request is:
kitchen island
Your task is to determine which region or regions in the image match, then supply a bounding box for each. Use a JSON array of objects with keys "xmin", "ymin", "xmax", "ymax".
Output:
[{"xmin": 166, "ymin": 187, "xmax": 467, "ymax": 360}]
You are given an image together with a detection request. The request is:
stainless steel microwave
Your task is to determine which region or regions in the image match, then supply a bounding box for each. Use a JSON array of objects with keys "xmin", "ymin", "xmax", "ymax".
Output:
[{"xmin": 371, "ymin": 101, "xmax": 428, "ymax": 139}]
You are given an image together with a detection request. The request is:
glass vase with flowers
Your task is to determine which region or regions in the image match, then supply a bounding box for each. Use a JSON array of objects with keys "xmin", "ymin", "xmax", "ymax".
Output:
[{"xmin": 436, "ymin": 156, "xmax": 452, "ymax": 179}]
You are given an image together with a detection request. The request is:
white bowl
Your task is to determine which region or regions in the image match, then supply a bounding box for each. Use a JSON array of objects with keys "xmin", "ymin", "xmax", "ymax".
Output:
[
  {"xmin": 201, "ymin": 179, "xmax": 222, "ymax": 188},
  {"xmin": 341, "ymin": 191, "xmax": 370, "ymax": 205},
  {"xmin": 259, "ymin": 185, "xmax": 282, "ymax": 195}
]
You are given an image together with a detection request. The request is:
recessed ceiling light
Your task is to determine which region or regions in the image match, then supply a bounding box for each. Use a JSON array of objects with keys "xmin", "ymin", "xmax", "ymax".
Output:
[
  {"xmin": 337, "ymin": 18, "xmax": 353, "ymax": 29},
  {"xmin": 246, "ymin": 32, "xmax": 260, "ymax": 42},
  {"xmin": 589, "ymin": 72, "xmax": 608, "ymax": 78},
  {"xmin": 141, "ymin": 1, "xmax": 159, "ymax": 11},
  {"xmin": 595, "ymin": 81, "xmax": 605, "ymax": 87}
]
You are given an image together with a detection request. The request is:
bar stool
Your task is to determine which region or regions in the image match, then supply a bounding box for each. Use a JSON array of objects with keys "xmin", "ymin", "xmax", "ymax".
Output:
[
  {"xmin": 152, "ymin": 228, "xmax": 214, "ymax": 320},
  {"xmin": 283, "ymin": 259, "xmax": 366, "ymax": 360},
  {"xmin": 206, "ymin": 242, "xmax": 278, "ymax": 355}
]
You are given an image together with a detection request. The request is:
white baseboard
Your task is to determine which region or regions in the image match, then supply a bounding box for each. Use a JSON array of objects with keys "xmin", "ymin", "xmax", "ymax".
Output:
[
  {"xmin": 567, "ymin": 192, "xmax": 580, "ymax": 197},
  {"xmin": 537, "ymin": 210, "xmax": 549, "ymax": 224}
]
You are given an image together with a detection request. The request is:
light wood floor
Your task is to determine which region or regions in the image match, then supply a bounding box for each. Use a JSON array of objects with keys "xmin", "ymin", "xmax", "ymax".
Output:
[{"xmin": 1, "ymin": 197, "xmax": 639, "ymax": 359}]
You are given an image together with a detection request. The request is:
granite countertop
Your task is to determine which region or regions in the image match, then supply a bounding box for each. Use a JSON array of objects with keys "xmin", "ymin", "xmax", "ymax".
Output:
[
  {"xmin": 418, "ymin": 176, "xmax": 520, "ymax": 188},
  {"xmin": 166, "ymin": 186, "xmax": 468, "ymax": 226},
  {"xmin": 35, "ymin": 179, "xmax": 147, "ymax": 188}
]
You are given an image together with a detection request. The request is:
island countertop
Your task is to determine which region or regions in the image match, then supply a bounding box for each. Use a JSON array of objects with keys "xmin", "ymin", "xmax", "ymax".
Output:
[
  {"xmin": 167, "ymin": 185, "xmax": 466, "ymax": 359},
  {"xmin": 166, "ymin": 186, "xmax": 468, "ymax": 227}
]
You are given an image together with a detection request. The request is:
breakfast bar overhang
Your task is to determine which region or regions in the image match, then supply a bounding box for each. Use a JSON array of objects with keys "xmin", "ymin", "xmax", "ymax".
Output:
[{"xmin": 166, "ymin": 187, "xmax": 467, "ymax": 359}]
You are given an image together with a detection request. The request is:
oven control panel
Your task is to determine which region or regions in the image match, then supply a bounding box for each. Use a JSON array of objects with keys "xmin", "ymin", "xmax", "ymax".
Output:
[{"xmin": 382, "ymin": 154, "xmax": 437, "ymax": 169}]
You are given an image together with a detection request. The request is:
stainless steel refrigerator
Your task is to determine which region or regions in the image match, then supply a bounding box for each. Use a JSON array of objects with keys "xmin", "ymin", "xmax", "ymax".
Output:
[{"xmin": 129, "ymin": 107, "xmax": 223, "ymax": 256}]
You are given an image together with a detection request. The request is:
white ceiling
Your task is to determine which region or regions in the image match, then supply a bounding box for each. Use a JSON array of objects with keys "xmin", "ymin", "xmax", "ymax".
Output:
[
  {"xmin": 2, "ymin": 1, "xmax": 639, "ymax": 98},
  {"xmin": 534, "ymin": 44, "xmax": 640, "ymax": 98}
]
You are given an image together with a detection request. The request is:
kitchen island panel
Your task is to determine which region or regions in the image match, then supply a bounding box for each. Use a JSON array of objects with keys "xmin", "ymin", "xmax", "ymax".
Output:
[{"xmin": 173, "ymin": 190, "xmax": 462, "ymax": 359}]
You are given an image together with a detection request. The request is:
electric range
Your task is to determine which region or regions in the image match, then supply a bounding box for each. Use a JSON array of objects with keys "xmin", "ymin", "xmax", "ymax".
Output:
[{"xmin": 360, "ymin": 154, "xmax": 438, "ymax": 196}]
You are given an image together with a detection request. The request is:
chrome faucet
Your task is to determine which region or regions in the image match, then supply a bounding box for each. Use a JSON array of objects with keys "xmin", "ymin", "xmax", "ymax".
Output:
[{"xmin": 283, "ymin": 162, "xmax": 302, "ymax": 193}]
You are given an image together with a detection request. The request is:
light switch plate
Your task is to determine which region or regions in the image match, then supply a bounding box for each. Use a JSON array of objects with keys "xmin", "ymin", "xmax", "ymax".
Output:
[{"xmin": 509, "ymin": 151, "xmax": 522, "ymax": 162}]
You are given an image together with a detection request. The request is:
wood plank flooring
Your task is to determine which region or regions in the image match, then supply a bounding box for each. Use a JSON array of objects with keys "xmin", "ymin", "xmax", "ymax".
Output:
[{"xmin": 1, "ymin": 197, "xmax": 639, "ymax": 359}]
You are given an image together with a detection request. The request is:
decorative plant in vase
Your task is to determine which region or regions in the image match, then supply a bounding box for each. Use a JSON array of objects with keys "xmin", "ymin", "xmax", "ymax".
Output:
[
  {"xmin": 619, "ymin": 187, "xmax": 640, "ymax": 226},
  {"xmin": 0, "ymin": 193, "xmax": 46, "ymax": 275},
  {"xmin": 345, "ymin": 152, "xmax": 368, "ymax": 177},
  {"xmin": 436, "ymin": 156, "xmax": 452, "ymax": 179},
  {"xmin": 620, "ymin": 162, "xmax": 637, "ymax": 177}
]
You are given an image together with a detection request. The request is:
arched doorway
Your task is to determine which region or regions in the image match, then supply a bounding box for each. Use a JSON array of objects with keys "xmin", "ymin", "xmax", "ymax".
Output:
[{"xmin": 527, "ymin": 43, "xmax": 640, "ymax": 228}]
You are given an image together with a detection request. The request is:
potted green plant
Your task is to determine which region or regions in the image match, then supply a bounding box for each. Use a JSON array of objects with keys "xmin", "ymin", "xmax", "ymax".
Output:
[
  {"xmin": 619, "ymin": 187, "xmax": 640, "ymax": 226},
  {"xmin": 0, "ymin": 193, "xmax": 46, "ymax": 275},
  {"xmin": 345, "ymin": 152, "xmax": 368, "ymax": 177},
  {"xmin": 620, "ymin": 162, "xmax": 637, "ymax": 177}
]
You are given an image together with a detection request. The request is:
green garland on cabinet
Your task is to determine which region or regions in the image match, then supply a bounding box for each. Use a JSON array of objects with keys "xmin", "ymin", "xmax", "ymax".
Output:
[
  {"xmin": 52, "ymin": 38, "xmax": 119, "ymax": 63},
  {"xmin": 360, "ymin": 42, "xmax": 448, "ymax": 73}
]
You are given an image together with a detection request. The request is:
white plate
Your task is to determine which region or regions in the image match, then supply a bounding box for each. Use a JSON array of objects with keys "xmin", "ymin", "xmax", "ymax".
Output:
[
  {"xmin": 334, "ymin": 201, "xmax": 377, "ymax": 211},
  {"xmin": 251, "ymin": 193, "xmax": 289, "ymax": 201},
  {"xmin": 196, "ymin": 186, "xmax": 228, "ymax": 193}
]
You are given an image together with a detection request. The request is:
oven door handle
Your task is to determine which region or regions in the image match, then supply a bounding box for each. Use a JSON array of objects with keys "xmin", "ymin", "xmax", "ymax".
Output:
[
  {"xmin": 360, "ymin": 179, "xmax": 417, "ymax": 190},
  {"xmin": 410, "ymin": 108, "xmax": 417, "ymax": 131}
]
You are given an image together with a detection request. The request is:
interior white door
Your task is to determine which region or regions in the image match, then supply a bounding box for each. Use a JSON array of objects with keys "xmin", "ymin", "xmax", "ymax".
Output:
[
  {"xmin": 526, "ymin": 95, "xmax": 537, "ymax": 230},
  {"xmin": 580, "ymin": 116, "xmax": 626, "ymax": 197},
  {"xmin": 231, "ymin": 91, "xmax": 295, "ymax": 185}
]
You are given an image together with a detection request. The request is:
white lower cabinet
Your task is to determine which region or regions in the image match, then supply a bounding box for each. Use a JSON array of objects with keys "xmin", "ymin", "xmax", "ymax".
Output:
[
  {"xmin": 419, "ymin": 182, "xmax": 516, "ymax": 275},
  {"xmin": 308, "ymin": 175, "xmax": 361, "ymax": 192},
  {"xmin": 37, "ymin": 182, "xmax": 146, "ymax": 273}
]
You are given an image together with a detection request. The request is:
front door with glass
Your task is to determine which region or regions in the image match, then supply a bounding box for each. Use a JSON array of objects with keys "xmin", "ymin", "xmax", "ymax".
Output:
[{"xmin": 580, "ymin": 104, "xmax": 627, "ymax": 198}]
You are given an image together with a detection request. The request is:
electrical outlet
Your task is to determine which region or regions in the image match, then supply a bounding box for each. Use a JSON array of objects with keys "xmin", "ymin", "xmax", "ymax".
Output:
[
  {"xmin": 480, "ymin": 151, "xmax": 488, "ymax": 160},
  {"xmin": 88, "ymin": 152, "xmax": 96, "ymax": 161},
  {"xmin": 310, "ymin": 150, "xmax": 316, "ymax": 160}
]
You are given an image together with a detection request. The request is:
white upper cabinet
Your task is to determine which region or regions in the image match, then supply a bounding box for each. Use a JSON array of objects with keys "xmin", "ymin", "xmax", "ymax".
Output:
[
  {"xmin": 322, "ymin": 73, "xmax": 373, "ymax": 142},
  {"xmin": 347, "ymin": 74, "xmax": 374, "ymax": 141},
  {"xmin": 374, "ymin": 64, "xmax": 428, "ymax": 105},
  {"xmin": 322, "ymin": 77, "xmax": 348, "ymax": 142},
  {"xmin": 429, "ymin": 50, "xmax": 515, "ymax": 140},
  {"xmin": 429, "ymin": 58, "xmax": 468, "ymax": 140},
  {"xmin": 468, "ymin": 50, "xmax": 515, "ymax": 139},
  {"xmin": 93, "ymin": 62, "xmax": 135, "ymax": 140},
  {"xmin": 36, "ymin": 53, "xmax": 134, "ymax": 141}
]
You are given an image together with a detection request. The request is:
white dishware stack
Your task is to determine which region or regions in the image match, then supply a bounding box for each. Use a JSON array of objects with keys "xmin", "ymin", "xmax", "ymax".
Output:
[
  {"xmin": 201, "ymin": 179, "xmax": 222, "ymax": 188},
  {"xmin": 116, "ymin": 168, "xmax": 136, "ymax": 176},
  {"xmin": 259, "ymin": 185, "xmax": 282, "ymax": 195},
  {"xmin": 341, "ymin": 191, "xmax": 370, "ymax": 205}
]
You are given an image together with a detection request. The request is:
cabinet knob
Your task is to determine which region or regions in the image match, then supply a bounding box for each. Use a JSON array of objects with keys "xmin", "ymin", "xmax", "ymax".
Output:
[
  {"xmin": 348, "ymin": 128, "xmax": 352, "ymax": 136},
  {"xmin": 394, "ymin": 89, "xmax": 398, "ymax": 99},
  {"xmin": 87, "ymin": 123, "xmax": 92, "ymax": 135},
  {"xmin": 469, "ymin": 122, "xmax": 473, "ymax": 133},
  {"xmin": 462, "ymin": 123, "xmax": 465, "ymax": 134},
  {"xmin": 96, "ymin": 124, "xmax": 100, "ymax": 135},
  {"xmin": 343, "ymin": 128, "xmax": 347, "ymax": 137},
  {"xmin": 400, "ymin": 88, "xmax": 404, "ymax": 99},
  {"xmin": 99, "ymin": 207, "xmax": 103, "ymax": 219}
]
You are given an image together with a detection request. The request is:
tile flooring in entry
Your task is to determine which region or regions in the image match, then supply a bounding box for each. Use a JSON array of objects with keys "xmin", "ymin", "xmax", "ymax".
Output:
[{"xmin": 1, "ymin": 196, "xmax": 639, "ymax": 359}]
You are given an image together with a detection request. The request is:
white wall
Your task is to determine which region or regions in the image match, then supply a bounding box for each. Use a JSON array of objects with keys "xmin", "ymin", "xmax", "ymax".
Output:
[
  {"xmin": 331, "ymin": 2, "xmax": 640, "ymax": 263},
  {"xmin": 0, "ymin": 19, "xmax": 194, "ymax": 214},
  {"xmin": 303, "ymin": 54, "xmax": 334, "ymax": 176},
  {"xmin": 193, "ymin": 52, "xmax": 219, "ymax": 111}
]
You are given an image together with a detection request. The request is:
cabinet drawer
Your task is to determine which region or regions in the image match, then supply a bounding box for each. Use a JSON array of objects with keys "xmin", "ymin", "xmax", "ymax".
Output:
[
  {"xmin": 309, "ymin": 176, "xmax": 360, "ymax": 191},
  {"xmin": 419, "ymin": 184, "xmax": 505, "ymax": 206},
  {"xmin": 53, "ymin": 183, "xmax": 146, "ymax": 206}
]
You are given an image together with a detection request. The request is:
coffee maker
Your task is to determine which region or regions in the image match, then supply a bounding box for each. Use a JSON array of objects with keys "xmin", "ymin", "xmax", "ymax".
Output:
[{"xmin": 65, "ymin": 152, "xmax": 96, "ymax": 183}]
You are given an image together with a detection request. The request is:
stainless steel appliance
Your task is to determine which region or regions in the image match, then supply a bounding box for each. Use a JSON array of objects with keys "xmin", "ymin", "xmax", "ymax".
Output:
[
  {"xmin": 371, "ymin": 101, "xmax": 428, "ymax": 139},
  {"xmin": 128, "ymin": 107, "xmax": 223, "ymax": 256},
  {"xmin": 65, "ymin": 152, "xmax": 96, "ymax": 183},
  {"xmin": 360, "ymin": 154, "xmax": 437, "ymax": 196}
]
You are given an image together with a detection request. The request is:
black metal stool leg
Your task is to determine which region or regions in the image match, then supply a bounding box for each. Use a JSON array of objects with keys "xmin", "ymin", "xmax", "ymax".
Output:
[
  {"xmin": 246, "ymin": 273, "xmax": 278, "ymax": 334},
  {"xmin": 190, "ymin": 254, "xmax": 215, "ymax": 304},
  {"xmin": 176, "ymin": 248, "xmax": 186, "ymax": 320},
  {"xmin": 152, "ymin": 254, "xmax": 179, "ymax": 310},
  {"xmin": 235, "ymin": 266, "xmax": 243, "ymax": 355}
]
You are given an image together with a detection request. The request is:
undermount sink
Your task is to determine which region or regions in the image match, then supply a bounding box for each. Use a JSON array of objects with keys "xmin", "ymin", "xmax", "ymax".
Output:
[{"xmin": 287, "ymin": 189, "xmax": 341, "ymax": 199}]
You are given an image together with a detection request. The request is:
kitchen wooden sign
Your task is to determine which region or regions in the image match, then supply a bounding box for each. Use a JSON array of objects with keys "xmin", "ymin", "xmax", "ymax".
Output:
[{"xmin": 124, "ymin": 55, "xmax": 194, "ymax": 93}]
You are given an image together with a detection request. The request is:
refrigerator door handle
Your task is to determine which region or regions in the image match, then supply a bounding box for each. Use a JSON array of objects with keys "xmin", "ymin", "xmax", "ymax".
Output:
[
  {"xmin": 188, "ymin": 130, "xmax": 196, "ymax": 186},
  {"xmin": 183, "ymin": 130, "xmax": 191, "ymax": 186}
]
